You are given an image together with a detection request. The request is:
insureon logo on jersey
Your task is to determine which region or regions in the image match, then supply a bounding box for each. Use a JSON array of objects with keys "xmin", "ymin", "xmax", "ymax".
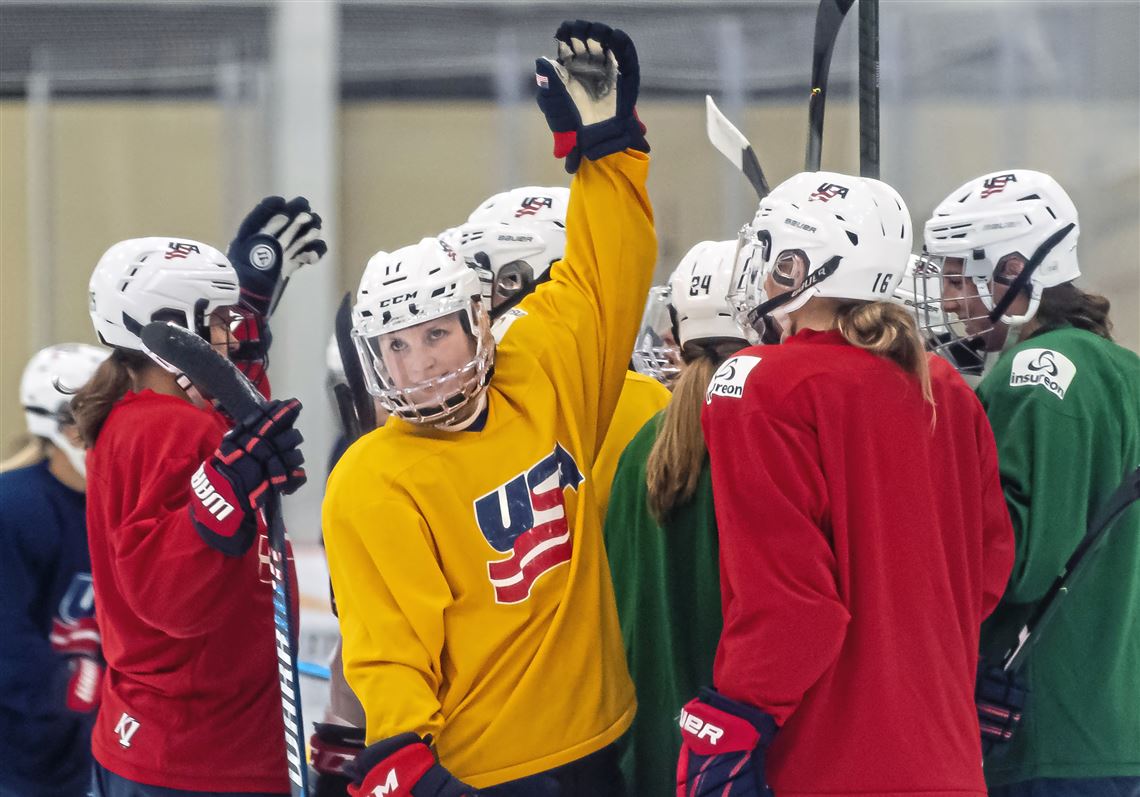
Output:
[
  {"xmin": 706, "ymin": 355, "xmax": 763, "ymax": 404},
  {"xmin": 474, "ymin": 443, "xmax": 584, "ymax": 604},
  {"xmin": 1009, "ymin": 348, "xmax": 1076, "ymax": 399}
]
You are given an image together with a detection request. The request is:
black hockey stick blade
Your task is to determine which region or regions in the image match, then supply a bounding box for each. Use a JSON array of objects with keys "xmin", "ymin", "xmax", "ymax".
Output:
[
  {"xmin": 1001, "ymin": 466, "xmax": 1140, "ymax": 674},
  {"xmin": 858, "ymin": 0, "xmax": 880, "ymax": 178},
  {"xmin": 335, "ymin": 292, "xmax": 377, "ymax": 437},
  {"xmin": 805, "ymin": 0, "xmax": 856, "ymax": 171},
  {"xmin": 141, "ymin": 321, "xmax": 262, "ymax": 420},
  {"xmin": 332, "ymin": 383, "xmax": 362, "ymax": 443},
  {"xmin": 705, "ymin": 95, "xmax": 771, "ymax": 199},
  {"xmin": 139, "ymin": 322, "xmax": 311, "ymax": 797}
]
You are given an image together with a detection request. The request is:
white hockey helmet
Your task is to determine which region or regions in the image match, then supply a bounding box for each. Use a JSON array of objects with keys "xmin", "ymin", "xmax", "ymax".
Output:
[
  {"xmin": 88, "ymin": 237, "xmax": 242, "ymax": 359},
  {"xmin": 730, "ymin": 171, "xmax": 912, "ymax": 330},
  {"xmin": 922, "ymin": 169, "xmax": 1079, "ymax": 328},
  {"xmin": 352, "ymin": 238, "xmax": 493, "ymax": 426},
  {"xmin": 20, "ymin": 343, "xmax": 110, "ymax": 476},
  {"xmin": 631, "ymin": 285, "xmax": 681, "ymax": 386},
  {"xmin": 669, "ymin": 240, "xmax": 751, "ymax": 347},
  {"xmin": 440, "ymin": 186, "xmax": 569, "ymax": 315}
]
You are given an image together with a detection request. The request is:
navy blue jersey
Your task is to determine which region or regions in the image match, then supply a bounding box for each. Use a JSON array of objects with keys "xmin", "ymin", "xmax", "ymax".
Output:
[{"xmin": 0, "ymin": 461, "xmax": 95, "ymax": 796}]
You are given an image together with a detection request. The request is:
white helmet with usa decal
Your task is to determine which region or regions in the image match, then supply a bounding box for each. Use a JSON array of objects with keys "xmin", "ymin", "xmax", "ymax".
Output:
[{"xmin": 728, "ymin": 171, "xmax": 912, "ymax": 330}]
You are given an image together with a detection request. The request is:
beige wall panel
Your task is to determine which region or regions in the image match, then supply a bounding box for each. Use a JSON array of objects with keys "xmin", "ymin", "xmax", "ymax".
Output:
[
  {"xmin": 1, "ymin": 101, "xmax": 226, "ymax": 448},
  {"xmin": 1, "ymin": 103, "xmax": 31, "ymax": 452}
]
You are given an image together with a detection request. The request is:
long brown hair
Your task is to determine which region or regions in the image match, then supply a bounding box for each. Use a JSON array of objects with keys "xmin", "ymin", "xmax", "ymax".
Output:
[
  {"xmin": 835, "ymin": 300, "xmax": 935, "ymax": 408},
  {"xmin": 70, "ymin": 348, "xmax": 152, "ymax": 447},
  {"xmin": 1035, "ymin": 282, "xmax": 1113, "ymax": 340},
  {"xmin": 646, "ymin": 339, "xmax": 743, "ymax": 523}
]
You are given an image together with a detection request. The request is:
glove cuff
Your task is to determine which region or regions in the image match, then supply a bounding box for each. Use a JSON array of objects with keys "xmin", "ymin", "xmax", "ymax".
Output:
[
  {"xmin": 311, "ymin": 722, "xmax": 365, "ymax": 776},
  {"xmin": 577, "ymin": 115, "xmax": 650, "ymax": 163},
  {"xmin": 680, "ymin": 687, "xmax": 778, "ymax": 757}
]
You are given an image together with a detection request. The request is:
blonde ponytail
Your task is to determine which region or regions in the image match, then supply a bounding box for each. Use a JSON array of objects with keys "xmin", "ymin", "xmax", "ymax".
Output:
[
  {"xmin": 646, "ymin": 339, "xmax": 743, "ymax": 523},
  {"xmin": 836, "ymin": 300, "xmax": 935, "ymax": 409}
]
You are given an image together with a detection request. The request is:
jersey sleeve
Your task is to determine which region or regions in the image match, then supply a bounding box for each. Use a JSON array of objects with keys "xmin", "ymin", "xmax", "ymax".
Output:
[
  {"xmin": 979, "ymin": 384, "xmax": 1094, "ymax": 604},
  {"xmin": 97, "ymin": 415, "xmax": 250, "ymax": 639},
  {"xmin": 703, "ymin": 379, "xmax": 850, "ymax": 725},
  {"xmin": 973, "ymin": 399, "xmax": 1016, "ymax": 620},
  {"xmin": 500, "ymin": 150, "xmax": 655, "ymax": 460},
  {"xmin": 323, "ymin": 480, "xmax": 450, "ymax": 744},
  {"xmin": 0, "ymin": 512, "xmax": 72, "ymax": 716}
]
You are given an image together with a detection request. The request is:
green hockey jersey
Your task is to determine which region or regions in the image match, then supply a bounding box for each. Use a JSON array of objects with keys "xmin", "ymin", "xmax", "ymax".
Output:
[
  {"xmin": 603, "ymin": 412, "xmax": 723, "ymax": 797},
  {"xmin": 977, "ymin": 324, "xmax": 1140, "ymax": 786}
]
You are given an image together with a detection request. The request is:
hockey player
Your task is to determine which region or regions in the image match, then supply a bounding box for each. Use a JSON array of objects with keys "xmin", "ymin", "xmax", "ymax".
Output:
[
  {"xmin": 443, "ymin": 184, "xmax": 670, "ymax": 513},
  {"xmin": 603, "ymin": 240, "xmax": 748, "ymax": 797},
  {"xmin": 323, "ymin": 20, "xmax": 654, "ymax": 794},
  {"xmin": 679, "ymin": 171, "xmax": 1015, "ymax": 796},
  {"xmin": 75, "ymin": 202, "xmax": 321, "ymax": 796},
  {"xmin": 0, "ymin": 343, "xmax": 108, "ymax": 797},
  {"xmin": 924, "ymin": 170, "xmax": 1140, "ymax": 797}
]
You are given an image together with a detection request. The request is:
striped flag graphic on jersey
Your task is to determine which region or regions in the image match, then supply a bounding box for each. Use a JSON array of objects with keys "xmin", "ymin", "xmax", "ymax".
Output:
[{"xmin": 474, "ymin": 443, "xmax": 583, "ymax": 604}]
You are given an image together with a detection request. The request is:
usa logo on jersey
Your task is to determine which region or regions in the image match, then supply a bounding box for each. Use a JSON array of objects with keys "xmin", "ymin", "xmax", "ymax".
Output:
[{"xmin": 474, "ymin": 443, "xmax": 583, "ymax": 604}]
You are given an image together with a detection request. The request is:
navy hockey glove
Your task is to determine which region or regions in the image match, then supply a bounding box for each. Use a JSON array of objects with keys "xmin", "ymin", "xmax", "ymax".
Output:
[
  {"xmin": 678, "ymin": 687, "xmax": 778, "ymax": 797},
  {"xmin": 346, "ymin": 733, "xmax": 476, "ymax": 797},
  {"xmin": 534, "ymin": 20, "xmax": 648, "ymax": 174},
  {"xmin": 190, "ymin": 398, "xmax": 306, "ymax": 557},
  {"xmin": 311, "ymin": 722, "xmax": 365, "ymax": 797},
  {"xmin": 50, "ymin": 616, "xmax": 104, "ymax": 713},
  {"xmin": 977, "ymin": 665, "xmax": 1028, "ymax": 755},
  {"xmin": 228, "ymin": 195, "xmax": 327, "ymax": 317}
]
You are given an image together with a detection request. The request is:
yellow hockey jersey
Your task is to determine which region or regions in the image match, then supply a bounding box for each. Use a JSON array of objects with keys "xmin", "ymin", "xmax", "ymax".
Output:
[
  {"xmin": 592, "ymin": 371, "xmax": 671, "ymax": 515},
  {"xmin": 323, "ymin": 150, "xmax": 655, "ymax": 788}
]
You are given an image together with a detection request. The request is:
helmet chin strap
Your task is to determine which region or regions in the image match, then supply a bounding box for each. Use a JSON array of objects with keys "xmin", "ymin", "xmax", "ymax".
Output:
[
  {"xmin": 987, "ymin": 223, "xmax": 1076, "ymax": 325},
  {"xmin": 435, "ymin": 390, "xmax": 488, "ymax": 432}
]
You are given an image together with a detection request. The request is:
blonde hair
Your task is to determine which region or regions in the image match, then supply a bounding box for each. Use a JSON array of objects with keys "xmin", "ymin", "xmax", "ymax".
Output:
[
  {"xmin": 646, "ymin": 339, "xmax": 742, "ymax": 523},
  {"xmin": 0, "ymin": 437, "xmax": 48, "ymax": 473},
  {"xmin": 835, "ymin": 300, "xmax": 934, "ymax": 408}
]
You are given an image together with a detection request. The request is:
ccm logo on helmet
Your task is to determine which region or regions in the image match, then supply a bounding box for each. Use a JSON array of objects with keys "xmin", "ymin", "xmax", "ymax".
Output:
[
  {"xmin": 679, "ymin": 707, "xmax": 724, "ymax": 744},
  {"xmin": 809, "ymin": 182, "xmax": 849, "ymax": 202},
  {"xmin": 981, "ymin": 173, "xmax": 1018, "ymax": 198},
  {"xmin": 191, "ymin": 465, "xmax": 235, "ymax": 521},
  {"xmin": 377, "ymin": 292, "xmax": 416, "ymax": 308}
]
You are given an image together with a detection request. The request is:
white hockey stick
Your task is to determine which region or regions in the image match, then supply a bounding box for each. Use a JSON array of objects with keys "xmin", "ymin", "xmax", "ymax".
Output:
[{"xmin": 705, "ymin": 95, "xmax": 770, "ymax": 200}]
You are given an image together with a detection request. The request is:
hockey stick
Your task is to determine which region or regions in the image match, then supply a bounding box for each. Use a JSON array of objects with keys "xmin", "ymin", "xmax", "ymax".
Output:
[
  {"xmin": 805, "ymin": 0, "xmax": 856, "ymax": 171},
  {"xmin": 705, "ymin": 95, "xmax": 771, "ymax": 199},
  {"xmin": 858, "ymin": 0, "xmax": 880, "ymax": 178},
  {"xmin": 140, "ymin": 322, "xmax": 310, "ymax": 797},
  {"xmin": 334, "ymin": 292, "xmax": 376, "ymax": 441},
  {"xmin": 1000, "ymin": 466, "xmax": 1140, "ymax": 674}
]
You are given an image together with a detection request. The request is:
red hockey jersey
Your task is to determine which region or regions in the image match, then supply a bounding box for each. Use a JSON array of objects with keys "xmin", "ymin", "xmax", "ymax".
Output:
[
  {"xmin": 85, "ymin": 390, "xmax": 290, "ymax": 793},
  {"xmin": 702, "ymin": 329, "xmax": 1014, "ymax": 796}
]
